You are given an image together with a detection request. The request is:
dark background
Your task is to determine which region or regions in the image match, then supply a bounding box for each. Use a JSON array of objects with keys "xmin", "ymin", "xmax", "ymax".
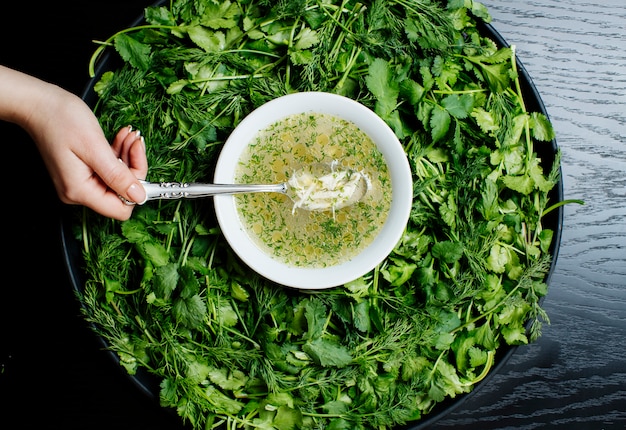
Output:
[
  {"xmin": 1, "ymin": 1, "xmax": 624, "ymax": 429},
  {"xmin": 0, "ymin": 1, "xmax": 181, "ymax": 427}
]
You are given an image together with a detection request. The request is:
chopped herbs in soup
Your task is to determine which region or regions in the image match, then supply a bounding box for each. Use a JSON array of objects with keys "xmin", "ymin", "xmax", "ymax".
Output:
[{"xmin": 235, "ymin": 112, "xmax": 392, "ymax": 268}]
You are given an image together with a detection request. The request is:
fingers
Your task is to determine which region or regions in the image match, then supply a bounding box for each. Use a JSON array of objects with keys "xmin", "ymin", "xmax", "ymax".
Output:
[
  {"xmin": 128, "ymin": 131, "xmax": 148, "ymax": 182},
  {"xmin": 112, "ymin": 125, "xmax": 141, "ymax": 167},
  {"xmin": 86, "ymin": 191, "xmax": 137, "ymax": 221},
  {"xmin": 104, "ymin": 126, "xmax": 148, "ymax": 204},
  {"xmin": 75, "ymin": 125, "xmax": 148, "ymax": 220}
]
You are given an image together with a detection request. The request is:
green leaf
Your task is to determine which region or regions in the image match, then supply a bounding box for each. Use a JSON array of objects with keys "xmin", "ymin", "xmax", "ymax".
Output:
[
  {"xmin": 435, "ymin": 331, "xmax": 456, "ymax": 350},
  {"xmin": 103, "ymin": 277, "xmax": 121, "ymax": 304},
  {"xmin": 273, "ymin": 405, "xmax": 303, "ymax": 430},
  {"xmin": 114, "ymin": 34, "xmax": 151, "ymax": 71},
  {"xmin": 144, "ymin": 5, "xmax": 177, "ymax": 26},
  {"xmin": 393, "ymin": 230, "xmax": 431, "ymax": 260},
  {"xmin": 400, "ymin": 79, "xmax": 425, "ymax": 104},
  {"xmin": 159, "ymin": 378, "xmax": 179, "ymax": 408},
  {"xmin": 538, "ymin": 229, "xmax": 554, "ymax": 253},
  {"xmin": 479, "ymin": 179, "xmax": 500, "ymax": 220},
  {"xmin": 166, "ymin": 79, "xmax": 189, "ymax": 94},
  {"xmin": 178, "ymin": 265, "xmax": 200, "ymax": 299},
  {"xmin": 530, "ymin": 112, "xmax": 556, "ymax": 141},
  {"xmin": 531, "ymin": 281, "xmax": 549, "ymax": 298},
  {"xmin": 486, "ymin": 244, "xmax": 509, "ymax": 274},
  {"xmin": 173, "ymin": 294, "xmax": 207, "ymax": 329},
  {"xmin": 205, "ymin": 385, "xmax": 245, "ymax": 415},
  {"xmin": 302, "ymin": 338, "xmax": 353, "ymax": 368},
  {"xmin": 474, "ymin": 320, "xmax": 497, "ymax": 350},
  {"xmin": 529, "ymin": 157, "xmax": 556, "ymax": 192},
  {"xmin": 344, "ymin": 277, "xmax": 371, "ymax": 299},
  {"xmin": 471, "ymin": 2, "xmax": 492, "ymax": 21},
  {"xmin": 186, "ymin": 26, "xmax": 226, "ymax": 52},
  {"xmin": 434, "ymin": 359, "xmax": 466, "ymax": 397},
  {"xmin": 199, "ymin": 0, "xmax": 240, "ymax": 30},
  {"xmin": 465, "ymin": 48, "xmax": 513, "ymax": 92},
  {"xmin": 208, "ymin": 367, "xmax": 248, "ymax": 391},
  {"xmin": 366, "ymin": 58, "xmax": 400, "ymax": 117},
  {"xmin": 430, "ymin": 106, "xmax": 451, "ymax": 142},
  {"xmin": 439, "ymin": 193, "xmax": 458, "ymax": 229},
  {"xmin": 304, "ymin": 298, "xmax": 327, "ymax": 340},
  {"xmin": 217, "ymin": 301, "xmax": 238, "ymax": 327},
  {"xmin": 432, "ymin": 240, "xmax": 464, "ymax": 264},
  {"xmin": 471, "ymin": 107, "xmax": 499, "ymax": 135},
  {"xmin": 352, "ymin": 300, "xmax": 371, "ymax": 332},
  {"xmin": 441, "ymin": 93, "xmax": 474, "ymax": 119},
  {"xmin": 502, "ymin": 114, "xmax": 528, "ymax": 147},
  {"xmin": 186, "ymin": 358, "xmax": 211, "ymax": 385},
  {"xmin": 93, "ymin": 71, "xmax": 114, "ymax": 96},
  {"xmin": 153, "ymin": 262, "xmax": 179, "ymax": 299},
  {"xmin": 140, "ymin": 240, "xmax": 170, "ymax": 267},
  {"xmin": 230, "ymin": 281, "xmax": 249, "ymax": 302},
  {"xmin": 498, "ymin": 301, "xmax": 531, "ymax": 326},
  {"xmin": 382, "ymin": 257, "xmax": 417, "ymax": 286},
  {"xmin": 502, "ymin": 174, "xmax": 534, "ymax": 195},
  {"xmin": 452, "ymin": 335, "xmax": 475, "ymax": 370},
  {"xmin": 294, "ymin": 27, "xmax": 319, "ymax": 50},
  {"xmin": 426, "ymin": 147, "xmax": 449, "ymax": 163},
  {"xmin": 501, "ymin": 325, "xmax": 528, "ymax": 345},
  {"xmin": 468, "ymin": 346, "xmax": 488, "ymax": 367},
  {"xmin": 322, "ymin": 400, "xmax": 349, "ymax": 415},
  {"xmin": 289, "ymin": 49, "xmax": 314, "ymax": 65}
]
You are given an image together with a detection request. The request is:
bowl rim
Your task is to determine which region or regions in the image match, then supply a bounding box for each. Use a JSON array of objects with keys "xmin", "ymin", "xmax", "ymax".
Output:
[{"xmin": 213, "ymin": 91, "xmax": 413, "ymax": 289}]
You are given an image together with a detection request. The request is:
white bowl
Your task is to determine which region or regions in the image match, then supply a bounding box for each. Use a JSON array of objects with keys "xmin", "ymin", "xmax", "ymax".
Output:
[{"xmin": 214, "ymin": 92, "xmax": 412, "ymax": 289}]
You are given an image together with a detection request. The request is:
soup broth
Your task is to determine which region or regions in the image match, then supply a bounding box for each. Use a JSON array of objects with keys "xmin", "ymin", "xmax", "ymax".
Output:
[{"xmin": 235, "ymin": 112, "xmax": 392, "ymax": 268}]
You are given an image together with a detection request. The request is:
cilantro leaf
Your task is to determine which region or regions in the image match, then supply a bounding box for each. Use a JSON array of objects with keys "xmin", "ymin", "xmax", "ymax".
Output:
[
  {"xmin": 114, "ymin": 33, "xmax": 151, "ymax": 71},
  {"xmin": 432, "ymin": 240, "xmax": 464, "ymax": 264},
  {"xmin": 442, "ymin": 93, "xmax": 474, "ymax": 119},
  {"xmin": 430, "ymin": 106, "xmax": 451, "ymax": 142},
  {"xmin": 302, "ymin": 338, "xmax": 352, "ymax": 368}
]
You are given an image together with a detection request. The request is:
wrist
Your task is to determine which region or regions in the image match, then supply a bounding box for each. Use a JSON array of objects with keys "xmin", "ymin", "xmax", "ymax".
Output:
[{"xmin": 0, "ymin": 66, "xmax": 54, "ymax": 127}]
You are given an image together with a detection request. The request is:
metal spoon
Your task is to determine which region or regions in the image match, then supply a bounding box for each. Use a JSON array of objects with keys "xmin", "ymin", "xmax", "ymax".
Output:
[{"xmin": 128, "ymin": 164, "xmax": 369, "ymax": 212}]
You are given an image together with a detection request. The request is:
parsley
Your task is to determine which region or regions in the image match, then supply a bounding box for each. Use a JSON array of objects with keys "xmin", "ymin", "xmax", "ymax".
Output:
[{"xmin": 71, "ymin": 0, "xmax": 578, "ymax": 428}]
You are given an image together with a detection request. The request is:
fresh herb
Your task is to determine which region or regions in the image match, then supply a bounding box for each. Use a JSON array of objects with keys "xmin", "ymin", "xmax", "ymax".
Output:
[{"xmin": 73, "ymin": 0, "xmax": 568, "ymax": 428}]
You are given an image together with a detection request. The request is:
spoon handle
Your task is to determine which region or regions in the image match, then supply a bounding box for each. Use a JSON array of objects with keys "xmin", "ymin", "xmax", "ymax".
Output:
[{"xmin": 140, "ymin": 180, "xmax": 286, "ymax": 203}]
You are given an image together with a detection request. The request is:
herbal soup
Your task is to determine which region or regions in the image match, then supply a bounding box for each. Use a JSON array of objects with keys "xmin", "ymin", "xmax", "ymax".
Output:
[{"xmin": 234, "ymin": 112, "xmax": 392, "ymax": 268}]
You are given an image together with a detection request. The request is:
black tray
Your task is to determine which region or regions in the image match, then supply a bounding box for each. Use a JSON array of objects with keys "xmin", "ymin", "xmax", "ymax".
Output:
[{"xmin": 60, "ymin": 4, "xmax": 564, "ymax": 428}]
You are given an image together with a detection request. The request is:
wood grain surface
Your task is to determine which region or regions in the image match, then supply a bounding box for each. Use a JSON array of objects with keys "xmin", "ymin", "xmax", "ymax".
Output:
[{"xmin": 0, "ymin": 1, "xmax": 624, "ymax": 429}]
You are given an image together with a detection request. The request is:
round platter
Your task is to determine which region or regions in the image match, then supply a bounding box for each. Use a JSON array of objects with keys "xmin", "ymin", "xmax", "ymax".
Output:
[{"xmin": 61, "ymin": 1, "xmax": 564, "ymax": 428}]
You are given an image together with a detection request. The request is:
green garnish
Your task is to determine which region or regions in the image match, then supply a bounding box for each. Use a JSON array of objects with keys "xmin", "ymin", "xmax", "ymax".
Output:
[{"xmin": 72, "ymin": 0, "xmax": 576, "ymax": 429}]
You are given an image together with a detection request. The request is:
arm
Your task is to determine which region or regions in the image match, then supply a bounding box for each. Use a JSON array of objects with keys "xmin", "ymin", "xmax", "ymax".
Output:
[{"xmin": 0, "ymin": 65, "xmax": 147, "ymax": 220}]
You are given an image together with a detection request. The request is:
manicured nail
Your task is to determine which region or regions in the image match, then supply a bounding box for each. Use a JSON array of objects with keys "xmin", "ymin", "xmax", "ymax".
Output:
[{"xmin": 127, "ymin": 182, "xmax": 146, "ymax": 205}]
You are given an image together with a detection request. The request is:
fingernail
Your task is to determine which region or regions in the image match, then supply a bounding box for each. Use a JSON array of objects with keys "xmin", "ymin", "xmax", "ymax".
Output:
[
  {"xmin": 135, "ymin": 130, "xmax": 141, "ymax": 138},
  {"xmin": 127, "ymin": 182, "xmax": 146, "ymax": 205},
  {"xmin": 128, "ymin": 125, "xmax": 133, "ymax": 132}
]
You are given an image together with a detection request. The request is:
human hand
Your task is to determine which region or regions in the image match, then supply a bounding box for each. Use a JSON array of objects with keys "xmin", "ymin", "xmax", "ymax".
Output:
[
  {"xmin": 1, "ymin": 66, "xmax": 148, "ymax": 220},
  {"xmin": 29, "ymin": 88, "xmax": 149, "ymax": 221}
]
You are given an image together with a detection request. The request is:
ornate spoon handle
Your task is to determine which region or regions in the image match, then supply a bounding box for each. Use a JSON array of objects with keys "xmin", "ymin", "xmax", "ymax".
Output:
[{"xmin": 132, "ymin": 180, "xmax": 287, "ymax": 204}]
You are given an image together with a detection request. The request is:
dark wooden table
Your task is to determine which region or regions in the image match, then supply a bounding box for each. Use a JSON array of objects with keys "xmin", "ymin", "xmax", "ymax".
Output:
[{"xmin": 1, "ymin": 1, "xmax": 624, "ymax": 428}]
